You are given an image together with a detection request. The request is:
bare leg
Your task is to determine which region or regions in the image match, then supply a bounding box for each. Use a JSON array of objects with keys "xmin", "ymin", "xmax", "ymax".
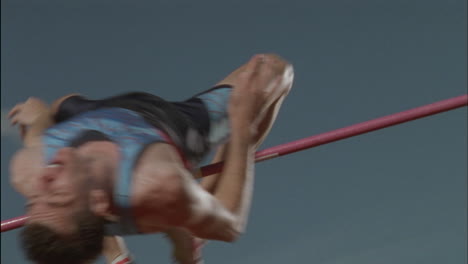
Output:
[
  {"xmin": 175, "ymin": 54, "xmax": 293, "ymax": 243},
  {"xmin": 200, "ymin": 54, "xmax": 292, "ymax": 193}
]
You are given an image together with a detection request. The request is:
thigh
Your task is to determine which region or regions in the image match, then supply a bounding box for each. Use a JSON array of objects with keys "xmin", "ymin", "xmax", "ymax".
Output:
[{"xmin": 253, "ymin": 92, "xmax": 288, "ymax": 149}]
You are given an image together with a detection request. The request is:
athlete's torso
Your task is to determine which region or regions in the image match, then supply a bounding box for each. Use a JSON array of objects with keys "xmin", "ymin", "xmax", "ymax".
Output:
[
  {"xmin": 43, "ymin": 107, "xmax": 181, "ymax": 234},
  {"xmin": 43, "ymin": 86, "xmax": 232, "ymax": 235}
]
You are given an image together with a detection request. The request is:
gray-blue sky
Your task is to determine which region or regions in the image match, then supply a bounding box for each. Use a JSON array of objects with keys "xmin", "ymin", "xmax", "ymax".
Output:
[{"xmin": 1, "ymin": 0, "xmax": 466, "ymax": 263}]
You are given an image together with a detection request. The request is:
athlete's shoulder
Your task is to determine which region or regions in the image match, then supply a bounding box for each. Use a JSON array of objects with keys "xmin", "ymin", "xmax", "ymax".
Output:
[
  {"xmin": 132, "ymin": 142, "xmax": 192, "ymax": 226},
  {"xmin": 132, "ymin": 142, "xmax": 187, "ymax": 199},
  {"xmin": 133, "ymin": 143, "xmax": 187, "ymax": 189}
]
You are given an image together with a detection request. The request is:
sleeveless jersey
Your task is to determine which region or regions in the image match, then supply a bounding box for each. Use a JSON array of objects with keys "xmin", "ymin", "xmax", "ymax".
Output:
[
  {"xmin": 43, "ymin": 108, "xmax": 180, "ymax": 234},
  {"xmin": 42, "ymin": 86, "xmax": 232, "ymax": 235}
]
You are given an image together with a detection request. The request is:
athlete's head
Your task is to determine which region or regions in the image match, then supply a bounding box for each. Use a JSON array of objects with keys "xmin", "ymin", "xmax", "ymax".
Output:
[
  {"xmin": 13, "ymin": 147, "xmax": 115, "ymax": 264},
  {"xmin": 20, "ymin": 210, "xmax": 105, "ymax": 264}
]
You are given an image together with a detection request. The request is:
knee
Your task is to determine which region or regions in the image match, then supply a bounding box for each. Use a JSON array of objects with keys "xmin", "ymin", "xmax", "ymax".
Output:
[
  {"xmin": 252, "ymin": 53, "xmax": 294, "ymax": 95},
  {"xmin": 252, "ymin": 53, "xmax": 292, "ymax": 70}
]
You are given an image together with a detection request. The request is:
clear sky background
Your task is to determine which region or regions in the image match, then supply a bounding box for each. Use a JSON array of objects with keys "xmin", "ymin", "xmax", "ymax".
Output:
[{"xmin": 1, "ymin": 0, "xmax": 467, "ymax": 263}]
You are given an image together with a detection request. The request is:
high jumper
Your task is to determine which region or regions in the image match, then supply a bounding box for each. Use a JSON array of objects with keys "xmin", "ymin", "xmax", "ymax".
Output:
[
  {"xmin": 4, "ymin": 53, "xmax": 467, "ymax": 263},
  {"xmin": 7, "ymin": 54, "xmax": 293, "ymax": 264}
]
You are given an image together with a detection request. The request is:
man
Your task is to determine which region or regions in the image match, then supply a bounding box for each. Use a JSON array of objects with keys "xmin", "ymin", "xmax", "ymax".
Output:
[{"xmin": 8, "ymin": 54, "xmax": 294, "ymax": 264}]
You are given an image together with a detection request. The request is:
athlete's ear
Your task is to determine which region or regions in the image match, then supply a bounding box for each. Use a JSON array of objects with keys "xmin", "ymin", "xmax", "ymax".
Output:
[{"xmin": 89, "ymin": 190, "xmax": 118, "ymax": 221}]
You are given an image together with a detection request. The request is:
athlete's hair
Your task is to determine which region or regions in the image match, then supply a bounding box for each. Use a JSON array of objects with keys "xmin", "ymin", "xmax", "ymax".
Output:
[{"xmin": 20, "ymin": 210, "xmax": 105, "ymax": 264}]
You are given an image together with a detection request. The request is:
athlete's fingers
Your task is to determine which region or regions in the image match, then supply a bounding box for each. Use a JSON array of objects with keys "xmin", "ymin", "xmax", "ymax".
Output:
[
  {"xmin": 10, "ymin": 115, "xmax": 19, "ymax": 126},
  {"xmin": 8, "ymin": 104, "xmax": 23, "ymax": 119}
]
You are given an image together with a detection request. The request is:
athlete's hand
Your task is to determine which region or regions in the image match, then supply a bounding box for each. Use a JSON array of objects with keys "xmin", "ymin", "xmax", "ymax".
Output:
[
  {"xmin": 8, "ymin": 97, "xmax": 50, "ymax": 125},
  {"xmin": 8, "ymin": 97, "xmax": 50, "ymax": 139}
]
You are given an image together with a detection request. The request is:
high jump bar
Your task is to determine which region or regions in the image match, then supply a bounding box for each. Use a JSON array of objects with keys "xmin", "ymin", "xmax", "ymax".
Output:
[{"xmin": 2, "ymin": 94, "xmax": 467, "ymax": 232}]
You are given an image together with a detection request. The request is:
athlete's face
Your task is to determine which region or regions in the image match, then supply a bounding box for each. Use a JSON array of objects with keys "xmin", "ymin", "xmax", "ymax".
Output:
[{"xmin": 25, "ymin": 148, "xmax": 92, "ymax": 234}]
